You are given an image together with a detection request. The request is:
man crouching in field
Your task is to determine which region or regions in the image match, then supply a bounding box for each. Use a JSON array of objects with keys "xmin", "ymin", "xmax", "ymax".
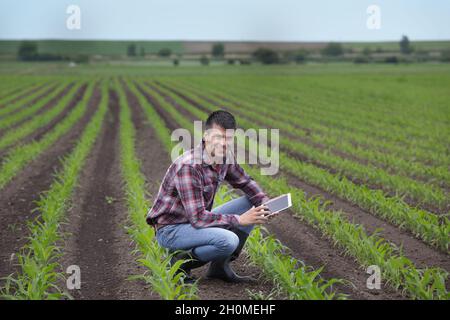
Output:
[{"xmin": 146, "ymin": 110, "xmax": 277, "ymax": 283}]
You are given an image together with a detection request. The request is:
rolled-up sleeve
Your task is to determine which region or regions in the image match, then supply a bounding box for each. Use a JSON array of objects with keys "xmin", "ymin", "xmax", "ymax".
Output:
[
  {"xmin": 225, "ymin": 163, "xmax": 267, "ymax": 206},
  {"xmin": 175, "ymin": 164, "xmax": 240, "ymax": 229}
]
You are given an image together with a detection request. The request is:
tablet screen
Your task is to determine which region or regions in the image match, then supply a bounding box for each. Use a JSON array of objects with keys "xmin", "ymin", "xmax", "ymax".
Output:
[{"xmin": 263, "ymin": 193, "xmax": 292, "ymax": 214}]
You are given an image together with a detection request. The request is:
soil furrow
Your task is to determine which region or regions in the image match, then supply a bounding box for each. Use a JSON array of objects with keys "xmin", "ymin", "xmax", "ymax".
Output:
[
  {"xmin": 59, "ymin": 89, "xmax": 155, "ymax": 300},
  {"xmin": 0, "ymin": 84, "xmax": 87, "ymax": 160},
  {"xmin": 133, "ymin": 83, "xmax": 401, "ymax": 299},
  {"xmin": 0, "ymin": 83, "xmax": 76, "ymax": 137},
  {"xmin": 154, "ymin": 82, "xmax": 450, "ymax": 267},
  {"xmin": 0, "ymin": 83, "xmax": 59, "ymax": 123},
  {"xmin": 157, "ymin": 82, "xmax": 449, "ymax": 214},
  {"xmin": 123, "ymin": 82, "xmax": 279, "ymax": 300},
  {"xmin": 0, "ymin": 86, "xmax": 100, "ymax": 279},
  {"xmin": 0, "ymin": 82, "xmax": 49, "ymax": 108}
]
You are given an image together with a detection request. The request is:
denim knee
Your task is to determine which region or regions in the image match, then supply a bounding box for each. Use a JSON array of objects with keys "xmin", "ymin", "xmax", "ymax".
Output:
[{"xmin": 214, "ymin": 230, "xmax": 239, "ymax": 256}]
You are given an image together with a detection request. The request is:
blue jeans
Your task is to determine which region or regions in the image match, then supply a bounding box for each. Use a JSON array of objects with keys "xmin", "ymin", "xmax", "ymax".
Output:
[{"xmin": 155, "ymin": 195, "xmax": 254, "ymax": 262}]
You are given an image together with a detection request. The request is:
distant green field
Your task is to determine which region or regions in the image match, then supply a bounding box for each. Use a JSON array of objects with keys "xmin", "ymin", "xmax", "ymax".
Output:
[
  {"xmin": 343, "ymin": 40, "xmax": 450, "ymax": 52},
  {"xmin": 1, "ymin": 40, "xmax": 449, "ymax": 59},
  {"xmin": 1, "ymin": 60, "xmax": 450, "ymax": 77},
  {"xmin": 0, "ymin": 40, "xmax": 183, "ymax": 56}
]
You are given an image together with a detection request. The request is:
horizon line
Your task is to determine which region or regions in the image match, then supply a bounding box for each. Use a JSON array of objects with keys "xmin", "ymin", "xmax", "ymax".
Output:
[{"xmin": 1, "ymin": 38, "xmax": 450, "ymax": 43}]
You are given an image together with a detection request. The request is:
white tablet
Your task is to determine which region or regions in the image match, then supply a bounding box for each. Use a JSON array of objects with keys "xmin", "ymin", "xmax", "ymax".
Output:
[{"xmin": 262, "ymin": 193, "xmax": 292, "ymax": 215}]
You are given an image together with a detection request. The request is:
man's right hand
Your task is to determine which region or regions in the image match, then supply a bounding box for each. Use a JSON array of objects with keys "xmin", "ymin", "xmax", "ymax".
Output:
[{"xmin": 238, "ymin": 205, "xmax": 271, "ymax": 226}]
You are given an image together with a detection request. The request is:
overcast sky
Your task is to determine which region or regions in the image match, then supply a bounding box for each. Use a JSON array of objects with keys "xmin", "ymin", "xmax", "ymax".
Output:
[{"xmin": 1, "ymin": 0, "xmax": 449, "ymax": 42}]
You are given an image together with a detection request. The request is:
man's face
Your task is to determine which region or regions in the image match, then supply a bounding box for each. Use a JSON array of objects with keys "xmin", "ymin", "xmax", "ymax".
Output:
[{"xmin": 204, "ymin": 124, "xmax": 235, "ymax": 162}]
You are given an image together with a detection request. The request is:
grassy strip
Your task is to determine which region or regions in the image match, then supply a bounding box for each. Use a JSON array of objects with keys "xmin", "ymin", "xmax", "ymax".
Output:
[
  {"xmin": 155, "ymin": 80, "xmax": 449, "ymax": 251},
  {"xmin": 0, "ymin": 82, "xmax": 95, "ymax": 190},
  {"xmin": 142, "ymin": 81, "xmax": 449, "ymax": 299},
  {"xmin": 115, "ymin": 79, "xmax": 198, "ymax": 300},
  {"xmin": 0, "ymin": 81, "xmax": 108, "ymax": 300},
  {"xmin": 129, "ymin": 79, "xmax": 347, "ymax": 300},
  {"xmin": 0, "ymin": 82, "xmax": 83, "ymax": 151}
]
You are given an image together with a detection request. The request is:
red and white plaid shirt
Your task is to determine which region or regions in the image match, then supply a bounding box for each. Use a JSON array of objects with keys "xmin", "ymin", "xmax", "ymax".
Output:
[{"xmin": 146, "ymin": 139, "xmax": 268, "ymax": 230}]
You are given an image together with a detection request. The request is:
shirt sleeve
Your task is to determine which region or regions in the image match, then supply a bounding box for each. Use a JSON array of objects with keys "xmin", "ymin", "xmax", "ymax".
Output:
[
  {"xmin": 225, "ymin": 163, "xmax": 268, "ymax": 206},
  {"xmin": 174, "ymin": 164, "xmax": 240, "ymax": 229}
]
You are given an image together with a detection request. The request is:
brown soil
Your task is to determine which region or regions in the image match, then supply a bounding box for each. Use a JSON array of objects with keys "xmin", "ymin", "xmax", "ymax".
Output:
[
  {"xmin": 158, "ymin": 82, "xmax": 449, "ymax": 214},
  {"xmin": 134, "ymin": 82, "xmax": 180, "ymax": 132},
  {"xmin": 0, "ymin": 83, "xmax": 59, "ymax": 127},
  {"xmin": 0, "ymin": 83, "xmax": 77, "ymax": 140},
  {"xmin": 283, "ymin": 175, "xmax": 450, "ymax": 271},
  {"xmin": 123, "ymin": 81, "xmax": 279, "ymax": 300},
  {"xmin": 145, "ymin": 81, "xmax": 450, "ymax": 298},
  {"xmin": 160, "ymin": 82, "xmax": 450, "ymax": 258},
  {"xmin": 0, "ymin": 82, "xmax": 49, "ymax": 108},
  {"xmin": 262, "ymin": 202, "xmax": 403, "ymax": 299},
  {"xmin": 2, "ymin": 78, "xmax": 444, "ymax": 301},
  {"xmin": 0, "ymin": 86, "xmax": 99, "ymax": 280},
  {"xmin": 59, "ymin": 89, "xmax": 155, "ymax": 300},
  {"xmin": 0, "ymin": 84, "xmax": 87, "ymax": 160},
  {"xmin": 133, "ymin": 82, "xmax": 405, "ymax": 299},
  {"xmin": 281, "ymin": 147, "xmax": 448, "ymax": 215},
  {"xmin": 154, "ymin": 80, "xmax": 211, "ymax": 114}
]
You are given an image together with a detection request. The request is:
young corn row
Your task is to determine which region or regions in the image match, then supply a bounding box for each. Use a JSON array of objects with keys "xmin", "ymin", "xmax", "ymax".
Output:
[
  {"xmin": 0, "ymin": 82, "xmax": 95, "ymax": 190},
  {"xmin": 227, "ymin": 80, "xmax": 450, "ymax": 187},
  {"xmin": 168, "ymin": 79, "xmax": 450, "ymax": 189},
  {"xmin": 176, "ymin": 77, "xmax": 449, "ymax": 169},
  {"xmin": 0, "ymin": 81, "xmax": 108, "ymax": 300},
  {"xmin": 216, "ymin": 185, "xmax": 347, "ymax": 300},
  {"xmin": 241, "ymin": 159, "xmax": 449, "ymax": 300},
  {"xmin": 0, "ymin": 82, "xmax": 34, "ymax": 101},
  {"xmin": 139, "ymin": 80, "xmax": 449, "ymax": 299},
  {"xmin": 163, "ymin": 80, "xmax": 450, "ymax": 209},
  {"xmin": 0, "ymin": 76, "xmax": 41, "ymax": 96},
  {"xmin": 0, "ymin": 82, "xmax": 83, "ymax": 152},
  {"xmin": 114, "ymin": 79, "xmax": 199, "ymax": 300},
  {"xmin": 0, "ymin": 81, "xmax": 54, "ymax": 114},
  {"xmin": 266, "ymin": 76, "xmax": 449, "ymax": 146},
  {"xmin": 193, "ymin": 77, "xmax": 448, "ymax": 156},
  {"xmin": 127, "ymin": 79, "xmax": 348, "ymax": 300},
  {"xmin": 153, "ymin": 80, "xmax": 449, "ymax": 251},
  {"xmin": 0, "ymin": 81, "xmax": 70, "ymax": 130}
]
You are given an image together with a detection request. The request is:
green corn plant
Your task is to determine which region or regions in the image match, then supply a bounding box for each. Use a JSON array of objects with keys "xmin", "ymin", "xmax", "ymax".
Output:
[
  {"xmin": 140, "ymin": 81, "xmax": 448, "ymax": 299},
  {"xmin": 114, "ymin": 78, "xmax": 198, "ymax": 300},
  {"xmin": 128, "ymin": 82, "xmax": 348, "ymax": 300},
  {"xmin": 0, "ymin": 80, "xmax": 108, "ymax": 300},
  {"xmin": 0, "ymin": 80, "xmax": 97, "ymax": 189}
]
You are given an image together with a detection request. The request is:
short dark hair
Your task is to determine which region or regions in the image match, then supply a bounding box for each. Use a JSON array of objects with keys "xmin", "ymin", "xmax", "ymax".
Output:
[{"xmin": 205, "ymin": 110, "xmax": 236, "ymax": 130}]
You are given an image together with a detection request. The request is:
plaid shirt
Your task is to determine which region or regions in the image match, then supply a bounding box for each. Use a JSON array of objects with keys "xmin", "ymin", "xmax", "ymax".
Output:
[{"xmin": 146, "ymin": 139, "xmax": 268, "ymax": 230}]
